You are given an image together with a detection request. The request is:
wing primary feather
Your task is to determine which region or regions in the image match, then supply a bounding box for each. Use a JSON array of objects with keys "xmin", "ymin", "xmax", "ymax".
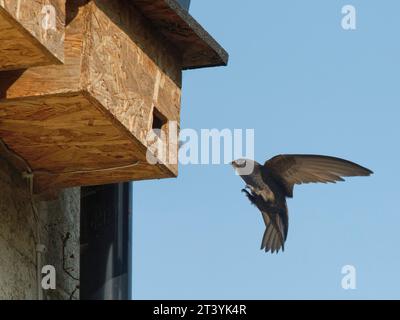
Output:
[{"xmin": 263, "ymin": 154, "xmax": 373, "ymax": 197}]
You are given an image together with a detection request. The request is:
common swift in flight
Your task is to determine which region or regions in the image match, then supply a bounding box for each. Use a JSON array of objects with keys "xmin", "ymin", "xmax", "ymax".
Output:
[{"xmin": 231, "ymin": 155, "xmax": 373, "ymax": 253}]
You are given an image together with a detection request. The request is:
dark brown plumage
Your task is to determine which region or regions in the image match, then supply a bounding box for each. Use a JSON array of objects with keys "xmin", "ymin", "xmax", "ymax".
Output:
[{"xmin": 232, "ymin": 155, "xmax": 373, "ymax": 253}]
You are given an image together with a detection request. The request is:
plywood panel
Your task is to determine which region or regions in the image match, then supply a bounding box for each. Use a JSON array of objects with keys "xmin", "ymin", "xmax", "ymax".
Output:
[
  {"xmin": 85, "ymin": 0, "xmax": 181, "ymax": 137},
  {"xmin": 83, "ymin": 0, "xmax": 180, "ymax": 176},
  {"xmin": 0, "ymin": 1, "xmax": 85, "ymax": 98},
  {"xmin": 0, "ymin": 93, "xmax": 172, "ymax": 194},
  {"xmin": 34, "ymin": 161, "xmax": 171, "ymax": 194},
  {"xmin": 0, "ymin": 0, "xmax": 65, "ymax": 71}
]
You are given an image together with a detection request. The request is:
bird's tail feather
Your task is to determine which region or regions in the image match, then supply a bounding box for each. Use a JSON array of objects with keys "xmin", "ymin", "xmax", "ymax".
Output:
[{"xmin": 261, "ymin": 221, "xmax": 285, "ymax": 253}]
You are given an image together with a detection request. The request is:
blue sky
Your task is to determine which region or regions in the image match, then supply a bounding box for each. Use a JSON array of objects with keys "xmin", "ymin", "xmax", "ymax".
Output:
[{"xmin": 132, "ymin": 0, "xmax": 400, "ymax": 299}]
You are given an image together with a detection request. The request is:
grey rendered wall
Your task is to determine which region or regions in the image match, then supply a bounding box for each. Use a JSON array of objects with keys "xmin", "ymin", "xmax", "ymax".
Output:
[{"xmin": 0, "ymin": 157, "xmax": 80, "ymax": 300}]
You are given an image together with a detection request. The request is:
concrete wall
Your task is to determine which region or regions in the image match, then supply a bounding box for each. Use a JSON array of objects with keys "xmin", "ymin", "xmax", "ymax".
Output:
[{"xmin": 0, "ymin": 157, "xmax": 80, "ymax": 300}]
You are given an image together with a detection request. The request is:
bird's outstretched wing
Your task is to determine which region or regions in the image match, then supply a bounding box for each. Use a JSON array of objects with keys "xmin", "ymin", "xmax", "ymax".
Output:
[
  {"xmin": 263, "ymin": 154, "xmax": 373, "ymax": 198},
  {"xmin": 242, "ymin": 189, "xmax": 288, "ymax": 253}
]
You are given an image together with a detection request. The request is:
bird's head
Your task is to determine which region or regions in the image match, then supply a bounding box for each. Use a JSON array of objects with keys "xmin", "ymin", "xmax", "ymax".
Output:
[
  {"xmin": 231, "ymin": 158, "xmax": 247, "ymax": 169},
  {"xmin": 231, "ymin": 158, "xmax": 256, "ymax": 176}
]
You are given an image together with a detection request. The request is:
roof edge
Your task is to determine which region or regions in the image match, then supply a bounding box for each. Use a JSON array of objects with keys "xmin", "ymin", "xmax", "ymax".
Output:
[{"xmin": 133, "ymin": 0, "xmax": 229, "ymax": 70}]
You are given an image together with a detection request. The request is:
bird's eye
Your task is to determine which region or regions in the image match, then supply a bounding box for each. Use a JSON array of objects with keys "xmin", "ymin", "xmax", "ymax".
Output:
[{"xmin": 237, "ymin": 159, "xmax": 246, "ymax": 167}]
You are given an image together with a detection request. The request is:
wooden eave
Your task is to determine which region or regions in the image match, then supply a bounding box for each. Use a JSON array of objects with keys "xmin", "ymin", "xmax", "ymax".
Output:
[{"xmin": 132, "ymin": 0, "xmax": 229, "ymax": 70}]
